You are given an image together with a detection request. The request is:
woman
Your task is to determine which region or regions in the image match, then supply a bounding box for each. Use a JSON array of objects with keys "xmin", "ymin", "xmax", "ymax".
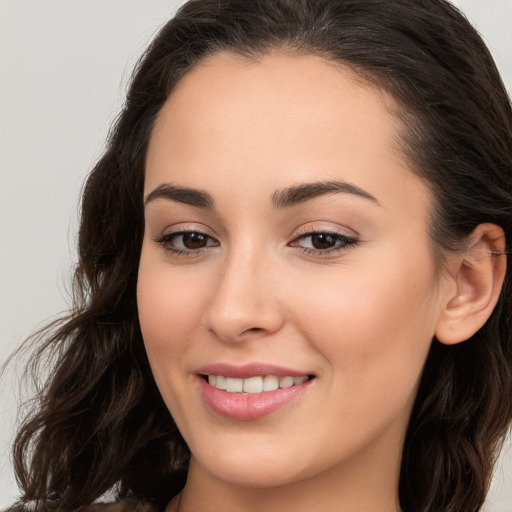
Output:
[{"xmin": 9, "ymin": 0, "xmax": 512, "ymax": 511}]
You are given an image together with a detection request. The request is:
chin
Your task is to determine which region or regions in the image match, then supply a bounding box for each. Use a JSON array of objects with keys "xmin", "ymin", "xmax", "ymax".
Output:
[
  {"xmin": 208, "ymin": 464, "xmax": 304, "ymax": 489},
  {"xmin": 193, "ymin": 445, "xmax": 312, "ymax": 489}
]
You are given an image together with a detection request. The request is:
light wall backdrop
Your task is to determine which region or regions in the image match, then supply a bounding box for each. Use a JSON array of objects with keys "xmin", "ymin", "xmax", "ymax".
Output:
[{"xmin": 1, "ymin": 1, "xmax": 511, "ymax": 510}]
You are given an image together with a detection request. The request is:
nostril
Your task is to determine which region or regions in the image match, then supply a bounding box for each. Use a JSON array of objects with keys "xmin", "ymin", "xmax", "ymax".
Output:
[
  {"xmin": 237, "ymin": 326, "xmax": 266, "ymax": 336},
  {"xmin": 202, "ymin": 298, "xmax": 285, "ymax": 343}
]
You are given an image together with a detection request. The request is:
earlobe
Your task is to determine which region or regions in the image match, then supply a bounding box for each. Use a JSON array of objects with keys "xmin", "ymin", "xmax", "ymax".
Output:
[{"xmin": 435, "ymin": 223, "xmax": 507, "ymax": 345}]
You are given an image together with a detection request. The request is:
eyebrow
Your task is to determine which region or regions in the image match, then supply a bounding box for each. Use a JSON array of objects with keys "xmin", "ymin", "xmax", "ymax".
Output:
[
  {"xmin": 144, "ymin": 179, "xmax": 379, "ymax": 210},
  {"xmin": 144, "ymin": 183, "xmax": 214, "ymax": 208},
  {"xmin": 271, "ymin": 180, "xmax": 380, "ymax": 209}
]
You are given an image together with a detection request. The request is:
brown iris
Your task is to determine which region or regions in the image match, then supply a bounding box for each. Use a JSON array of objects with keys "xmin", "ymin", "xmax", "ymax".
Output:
[
  {"xmin": 182, "ymin": 232, "xmax": 209, "ymax": 249},
  {"xmin": 310, "ymin": 233, "xmax": 338, "ymax": 250}
]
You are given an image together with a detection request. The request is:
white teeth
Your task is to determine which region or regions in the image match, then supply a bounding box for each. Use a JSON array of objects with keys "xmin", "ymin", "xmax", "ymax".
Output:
[
  {"xmin": 225, "ymin": 377, "xmax": 243, "ymax": 393},
  {"xmin": 262, "ymin": 375, "xmax": 279, "ymax": 391},
  {"xmin": 215, "ymin": 375, "xmax": 226, "ymax": 390},
  {"xmin": 243, "ymin": 376, "xmax": 263, "ymax": 393},
  {"xmin": 208, "ymin": 374, "xmax": 309, "ymax": 393},
  {"xmin": 279, "ymin": 376, "xmax": 294, "ymax": 388}
]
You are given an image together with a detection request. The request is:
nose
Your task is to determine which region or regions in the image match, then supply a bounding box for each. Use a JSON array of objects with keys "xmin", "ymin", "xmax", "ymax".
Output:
[{"xmin": 201, "ymin": 249, "xmax": 285, "ymax": 343}]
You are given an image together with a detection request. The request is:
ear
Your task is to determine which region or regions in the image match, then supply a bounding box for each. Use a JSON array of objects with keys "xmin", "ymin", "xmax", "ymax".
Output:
[{"xmin": 435, "ymin": 223, "xmax": 507, "ymax": 345}]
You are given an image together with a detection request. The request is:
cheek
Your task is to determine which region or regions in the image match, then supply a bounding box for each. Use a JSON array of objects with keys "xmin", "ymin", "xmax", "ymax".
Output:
[
  {"xmin": 137, "ymin": 255, "xmax": 211, "ymax": 423},
  {"xmin": 137, "ymin": 253, "xmax": 208, "ymax": 368},
  {"xmin": 292, "ymin": 252, "xmax": 439, "ymax": 392}
]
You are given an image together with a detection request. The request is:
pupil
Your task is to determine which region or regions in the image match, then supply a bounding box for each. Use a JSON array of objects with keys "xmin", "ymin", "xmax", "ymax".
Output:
[
  {"xmin": 312, "ymin": 233, "xmax": 336, "ymax": 249},
  {"xmin": 183, "ymin": 232, "xmax": 207, "ymax": 249}
]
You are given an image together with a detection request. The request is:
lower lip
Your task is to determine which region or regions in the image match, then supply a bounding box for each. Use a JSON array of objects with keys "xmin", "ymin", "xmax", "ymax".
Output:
[{"xmin": 198, "ymin": 377, "xmax": 312, "ymax": 421}]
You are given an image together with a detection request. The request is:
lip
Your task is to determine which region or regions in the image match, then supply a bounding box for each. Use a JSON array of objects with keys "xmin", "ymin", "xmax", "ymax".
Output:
[
  {"xmin": 198, "ymin": 377, "xmax": 312, "ymax": 420},
  {"xmin": 195, "ymin": 363, "xmax": 314, "ymax": 421},
  {"xmin": 195, "ymin": 362, "xmax": 311, "ymax": 378}
]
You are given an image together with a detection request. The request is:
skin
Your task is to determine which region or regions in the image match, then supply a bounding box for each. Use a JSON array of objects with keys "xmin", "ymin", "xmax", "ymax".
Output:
[{"xmin": 137, "ymin": 53, "xmax": 483, "ymax": 512}]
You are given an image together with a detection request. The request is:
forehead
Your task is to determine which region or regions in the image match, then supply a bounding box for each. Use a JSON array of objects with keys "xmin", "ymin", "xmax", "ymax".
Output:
[
  {"xmin": 145, "ymin": 52, "xmax": 430, "ymax": 219},
  {"xmin": 149, "ymin": 52, "xmax": 401, "ymax": 160}
]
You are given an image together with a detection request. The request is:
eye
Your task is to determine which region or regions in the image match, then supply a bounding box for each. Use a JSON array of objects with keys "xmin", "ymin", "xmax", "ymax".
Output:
[
  {"xmin": 290, "ymin": 230, "xmax": 358, "ymax": 256},
  {"xmin": 154, "ymin": 230, "xmax": 219, "ymax": 255}
]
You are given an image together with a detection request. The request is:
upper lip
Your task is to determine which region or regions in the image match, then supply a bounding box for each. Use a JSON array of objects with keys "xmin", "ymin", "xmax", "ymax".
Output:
[{"xmin": 195, "ymin": 362, "xmax": 312, "ymax": 379}]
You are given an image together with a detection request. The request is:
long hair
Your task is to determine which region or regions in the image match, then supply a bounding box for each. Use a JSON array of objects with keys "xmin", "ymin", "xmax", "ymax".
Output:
[{"xmin": 11, "ymin": 1, "xmax": 512, "ymax": 511}]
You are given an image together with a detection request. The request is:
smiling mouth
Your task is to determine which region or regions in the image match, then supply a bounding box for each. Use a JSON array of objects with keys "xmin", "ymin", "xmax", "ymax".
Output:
[{"xmin": 204, "ymin": 374, "xmax": 313, "ymax": 394}]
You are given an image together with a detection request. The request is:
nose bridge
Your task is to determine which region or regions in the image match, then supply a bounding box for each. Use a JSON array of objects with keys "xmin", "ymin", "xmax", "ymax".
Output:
[{"xmin": 202, "ymin": 238, "xmax": 283, "ymax": 342}]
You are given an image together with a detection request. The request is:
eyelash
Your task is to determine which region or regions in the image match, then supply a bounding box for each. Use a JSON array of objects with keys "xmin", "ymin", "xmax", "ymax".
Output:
[
  {"xmin": 153, "ymin": 229, "xmax": 358, "ymax": 258},
  {"xmin": 153, "ymin": 231, "xmax": 219, "ymax": 257},
  {"xmin": 290, "ymin": 230, "xmax": 359, "ymax": 257}
]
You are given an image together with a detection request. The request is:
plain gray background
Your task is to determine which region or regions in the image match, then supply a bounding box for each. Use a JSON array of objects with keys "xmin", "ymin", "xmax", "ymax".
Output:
[{"xmin": 1, "ymin": 1, "xmax": 511, "ymax": 510}]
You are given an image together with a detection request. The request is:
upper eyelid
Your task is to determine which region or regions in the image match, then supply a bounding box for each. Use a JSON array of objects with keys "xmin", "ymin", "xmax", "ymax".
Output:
[
  {"xmin": 292, "ymin": 223, "xmax": 359, "ymax": 239},
  {"xmin": 294, "ymin": 227, "xmax": 350, "ymax": 238},
  {"xmin": 157, "ymin": 230, "xmax": 217, "ymax": 241},
  {"xmin": 156, "ymin": 223, "xmax": 217, "ymax": 237}
]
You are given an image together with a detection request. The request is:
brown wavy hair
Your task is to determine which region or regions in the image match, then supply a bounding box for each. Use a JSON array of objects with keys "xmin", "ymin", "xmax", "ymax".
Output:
[{"xmin": 9, "ymin": 1, "xmax": 512, "ymax": 511}]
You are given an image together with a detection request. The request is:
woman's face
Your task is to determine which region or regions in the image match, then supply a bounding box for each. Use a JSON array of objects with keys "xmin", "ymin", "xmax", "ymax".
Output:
[{"xmin": 138, "ymin": 53, "xmax": 453, "ymax": 494}]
